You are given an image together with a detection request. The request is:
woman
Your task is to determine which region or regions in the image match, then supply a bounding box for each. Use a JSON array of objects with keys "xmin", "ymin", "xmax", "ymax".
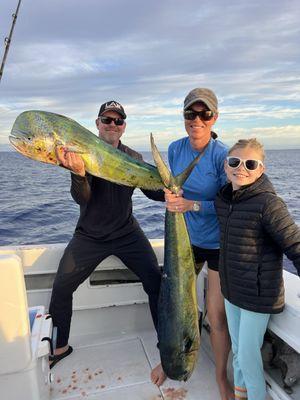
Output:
[{"xmin": 151, "ymin": 88, "xmax": 233, "ymax": 400}]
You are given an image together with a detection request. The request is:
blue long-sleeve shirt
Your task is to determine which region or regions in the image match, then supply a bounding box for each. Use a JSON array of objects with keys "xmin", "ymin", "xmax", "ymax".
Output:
[{"xmin": 168, "ymin": 137, "xmax": 228, "ymax": 249}]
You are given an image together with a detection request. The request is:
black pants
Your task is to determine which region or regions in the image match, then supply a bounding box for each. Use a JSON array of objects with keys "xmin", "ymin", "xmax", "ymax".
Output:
[{"xmin": 49, "ymin": 229, "xmax": 161, "ymax": 348}]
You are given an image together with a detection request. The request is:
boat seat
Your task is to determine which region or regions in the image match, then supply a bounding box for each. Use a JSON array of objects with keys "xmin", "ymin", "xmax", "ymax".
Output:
[
  {"xmin": 268, "ymin": 270, "xmax": 300, "ymax": 353},
  {"xmin": 0, "ymin": 254, "xmax": 31, "ymax": 374},
  {"xmin": 0, "ymin": 254, "xmax": 53, "ymax": 400}
]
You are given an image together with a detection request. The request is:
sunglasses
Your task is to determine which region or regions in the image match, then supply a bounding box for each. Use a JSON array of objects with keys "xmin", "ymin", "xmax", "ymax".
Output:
[
  {"xmin": 184, "ymin": 110, "xmax": 214, "ymax": 121},
  {"xmin": 226, "ymin": 157, "xmax": 264, "ymax": 171},
  {"xmin": 100, "ymin": 116, "xmax": 125, "ymax": 126}
]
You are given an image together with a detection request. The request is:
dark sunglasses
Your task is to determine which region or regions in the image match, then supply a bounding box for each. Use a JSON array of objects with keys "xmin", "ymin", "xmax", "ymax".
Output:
[
  {"xmin": 100, "ymin": 116, "xmax": 125, "ymax": 126},
  {"xmin": 184, "ymin": 109, "xmax": 214, "ymax": 121},
  {"xmin": 226, "ymin": 157, "xmax": 263, "ymax": 171}
]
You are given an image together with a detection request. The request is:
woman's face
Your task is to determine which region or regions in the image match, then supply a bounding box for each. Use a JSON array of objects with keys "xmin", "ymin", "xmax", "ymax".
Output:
[
  {"xmin": 225, "ymin": 147, "xmax": 265, "ymax": 190},
  {"xmin": 184, "ymin": 102, "xmax": 218, "ymax": 151}
]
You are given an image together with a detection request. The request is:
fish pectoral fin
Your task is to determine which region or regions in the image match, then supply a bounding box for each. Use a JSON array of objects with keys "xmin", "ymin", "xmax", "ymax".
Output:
[
  {"xmin": 183, "ymin": 332, "xmax": 198, "ymax": 353},
  {"xmin": 183, "ymin": 337, "xmax": 193, "ymax": 352},
  {"xmin": 52, "ymin": 129, "xmax": 84, "ymax": 155},
  {"xmin": 55, "ymin": 143, "xmax": 85, "ymax": 157},
  {"xmin": 64, "ymin": 144, "xmax": 85, "ymax": 154}
]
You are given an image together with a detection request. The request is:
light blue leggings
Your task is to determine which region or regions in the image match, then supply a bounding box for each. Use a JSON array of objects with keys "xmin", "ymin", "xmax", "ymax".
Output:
[{"xmin": 225, "ymin": 299, "xmax": 270, "ymax": 400}]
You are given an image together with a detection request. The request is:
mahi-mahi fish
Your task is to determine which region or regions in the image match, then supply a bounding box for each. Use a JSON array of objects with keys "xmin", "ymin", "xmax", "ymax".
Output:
[
  {"xmin": 150, "ymin": 134, "xmax": 202, "ymax": 381},
  {"xmin": 9, "ymin": 110, "xmax": 163, "ymax": 190}
]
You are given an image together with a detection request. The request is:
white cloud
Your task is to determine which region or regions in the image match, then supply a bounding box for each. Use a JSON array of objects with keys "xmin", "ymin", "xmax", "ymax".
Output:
[
  {"xmin": 219, "ymin": 125, "xmax": 300, "ymax": 149},
  {"xmin": 0, "ymin": 0, "xmax": 300, "ymax": 150}
]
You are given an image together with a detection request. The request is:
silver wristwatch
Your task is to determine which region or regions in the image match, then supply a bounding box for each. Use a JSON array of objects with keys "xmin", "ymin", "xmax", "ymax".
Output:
[{"xmin": 192, "ymin": 201, "xmax": 200, "ymax": 212}]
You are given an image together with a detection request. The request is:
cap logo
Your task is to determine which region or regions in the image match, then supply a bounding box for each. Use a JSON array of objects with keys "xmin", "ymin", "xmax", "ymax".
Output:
[
  {"xmin": 98, "ymin": 100, "xmax": 126, "ymax": 119},
  {"xmin": 105, "ymin": 101, "xmax": 122, "ymax": 110}
]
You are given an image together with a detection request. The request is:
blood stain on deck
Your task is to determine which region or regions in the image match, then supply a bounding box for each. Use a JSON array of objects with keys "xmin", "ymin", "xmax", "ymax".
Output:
[{"xmin": 163, "ymin": 387, "xmax": 188, "ymax": 400}]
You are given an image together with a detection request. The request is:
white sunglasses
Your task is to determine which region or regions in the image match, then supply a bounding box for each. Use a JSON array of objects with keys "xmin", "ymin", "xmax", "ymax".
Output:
[{"xmin": 226, "ymin": 157, "xmax": 264, "ymax": 171}]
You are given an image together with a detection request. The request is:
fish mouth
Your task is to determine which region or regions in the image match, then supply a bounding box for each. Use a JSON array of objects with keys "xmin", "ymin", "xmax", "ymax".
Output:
[
  {"xmin": 8, "ymin": 135, "xmax": 25, "ymax": 149},
  {"xmin": 162, "ymin": 349, "xmax": 198, "ymax": 381},
  {"xmin": 9, "ymin": 134, "xmax": 23, "ymax": 149},
  {"xmin": 9, "ymin": 134, "xmax": 31, "ymax": 156},
  {"xmin": 166, "ymin": 366, "xmax": 193, "ymax": 382}
]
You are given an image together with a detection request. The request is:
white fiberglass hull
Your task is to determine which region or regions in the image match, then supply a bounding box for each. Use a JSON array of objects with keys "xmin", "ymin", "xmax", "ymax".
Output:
[{"xmin": 0, "ymin": 242, "xmax": 299, "ymax": 400}]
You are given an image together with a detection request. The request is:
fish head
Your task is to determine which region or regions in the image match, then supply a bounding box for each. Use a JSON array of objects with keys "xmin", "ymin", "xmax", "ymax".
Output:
[
  {"xmin": 9, "ymin": 111, "xmax": 59, "ymax": 165},
  {"xmin": 160, "ymin": 334, "xmax": 199, "ymax": 381}
]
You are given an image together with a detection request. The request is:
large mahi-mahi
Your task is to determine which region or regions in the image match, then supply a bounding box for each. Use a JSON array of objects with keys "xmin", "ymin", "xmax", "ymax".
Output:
[
  {"xmin": 151, "ymin": 134, "xmax": 202, "ymax": 381},
  {"xmin": 9, "ymin": 110, "xmax": 163, "ymax": 190}
]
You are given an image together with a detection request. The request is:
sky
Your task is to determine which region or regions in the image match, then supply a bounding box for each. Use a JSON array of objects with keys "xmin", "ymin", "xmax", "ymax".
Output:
[{"xmin": 0, "ymin": 0, "xmax": 300, "ymax": 151}]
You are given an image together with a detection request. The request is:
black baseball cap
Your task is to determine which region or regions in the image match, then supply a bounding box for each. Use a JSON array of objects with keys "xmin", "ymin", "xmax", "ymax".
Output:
[{"xmin": 98, "ymin": 100, "xmax": 127, "ymax": 119}]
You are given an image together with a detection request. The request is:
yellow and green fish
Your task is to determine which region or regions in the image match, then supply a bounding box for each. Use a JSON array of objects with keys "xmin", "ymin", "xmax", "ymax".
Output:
[
  {"xmin": 151, "ymin": 134, "xmax": 201, "ymax": 381},
  {"xmin": 9, "ymin": 110, "xmax": 163, "ymax": 190}
]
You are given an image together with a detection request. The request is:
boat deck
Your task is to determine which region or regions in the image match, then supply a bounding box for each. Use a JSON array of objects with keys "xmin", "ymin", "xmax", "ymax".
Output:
[
  {"xmin": 50, "ymin": 328, "xmax": 221, "ymax": 400},
  {"xmin": 1, "ymin": 244, "xmax": 298, "ymax": 400}
]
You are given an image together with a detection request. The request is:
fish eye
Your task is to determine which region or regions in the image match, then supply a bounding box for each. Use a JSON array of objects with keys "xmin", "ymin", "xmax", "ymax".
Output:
[
  {"xmin": 183, "ymin": 337, "xmax": 193, "ymax": 352},
  {"xmin": 185, "ymin": 339, "xmax": 193, "ymax": 350},
  {"xmin": 183, "ymin": 370, "xmax": 189, "ymax": 381}
]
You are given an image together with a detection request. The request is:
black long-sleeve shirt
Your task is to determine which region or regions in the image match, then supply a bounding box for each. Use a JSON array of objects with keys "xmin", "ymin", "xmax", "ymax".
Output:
[{"xmin": 71, "ymin": 141, "xmax": 164, "ymax": 241}]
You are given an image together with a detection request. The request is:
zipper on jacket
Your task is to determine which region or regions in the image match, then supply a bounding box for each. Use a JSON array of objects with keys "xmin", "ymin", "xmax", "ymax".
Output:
[{"xmin": 223, "ymin": 203, "xmax": 233, "ymax": 300}]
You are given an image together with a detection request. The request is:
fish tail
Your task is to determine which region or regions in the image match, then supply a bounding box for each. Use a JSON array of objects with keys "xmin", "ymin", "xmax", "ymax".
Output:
[
  {"xmin": 150, "ymin": 133, "xmax": 200, "ymax": 191},
  {"xmin": 150, "ymin": 133, "xmax": 172, "ymax": 188},
  {"xmin": 174, "ymin": 153, "xmax": 201, "ymax": 187}
]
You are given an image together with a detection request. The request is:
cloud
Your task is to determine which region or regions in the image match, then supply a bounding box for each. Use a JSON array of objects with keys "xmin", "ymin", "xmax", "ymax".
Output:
[
  {"xmin": 221, "ymin": 124, "xmax": 300, "ymax": 140},
  {"xmin": 0, "ymin": 0, "xmax": 300, "ymax": 150}
]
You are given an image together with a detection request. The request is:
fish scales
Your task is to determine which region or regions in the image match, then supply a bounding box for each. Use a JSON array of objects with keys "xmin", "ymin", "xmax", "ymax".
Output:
[
  {"xmin": 9, "ymin": 110, "xmax": 163, "ymax": 191},
  {"xmin": 150, "ymin": 133, "xmax": 200, "ymax": 381},
  {"xmin": 158, "ymin": 211, "xmax": 200, "ymax": 381}
]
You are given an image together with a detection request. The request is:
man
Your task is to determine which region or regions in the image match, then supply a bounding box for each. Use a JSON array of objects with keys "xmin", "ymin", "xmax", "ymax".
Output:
[{"xmin": 49, "ymin": 100, "xmax": 162, "ymax": 368}]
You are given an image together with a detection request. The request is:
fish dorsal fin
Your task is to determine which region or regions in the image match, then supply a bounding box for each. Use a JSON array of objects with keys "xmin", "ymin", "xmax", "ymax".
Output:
[{"xmin": 150, "ymin": 133, "xmax": 172, "ymax": 188}]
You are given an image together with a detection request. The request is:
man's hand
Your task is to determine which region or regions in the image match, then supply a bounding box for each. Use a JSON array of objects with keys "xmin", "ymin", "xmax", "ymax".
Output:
[
  {"xmin": 56, "ymin": 146, "xmax": 86, "ymax": 177},
  {"xmin": 163, "ymin": 188, "xmax": 195, "ymax": 213}
]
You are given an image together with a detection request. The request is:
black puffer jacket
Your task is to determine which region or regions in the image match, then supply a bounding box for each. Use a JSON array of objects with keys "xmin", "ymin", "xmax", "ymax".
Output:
[{"xmin": 215, "ymin": 174, "xmax": 300, "ymax": 314}]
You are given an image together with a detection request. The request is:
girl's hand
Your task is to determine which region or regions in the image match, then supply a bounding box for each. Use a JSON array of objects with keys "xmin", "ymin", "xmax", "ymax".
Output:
[{"xmin": 163, "ymin": 188, "xmax": 195, "ymax": 213}]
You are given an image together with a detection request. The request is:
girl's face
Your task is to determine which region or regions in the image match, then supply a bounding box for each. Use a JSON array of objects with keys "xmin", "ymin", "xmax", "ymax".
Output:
[{"xmin": 225, "ymin": 147, "xmax": 265, "ymax": 190}]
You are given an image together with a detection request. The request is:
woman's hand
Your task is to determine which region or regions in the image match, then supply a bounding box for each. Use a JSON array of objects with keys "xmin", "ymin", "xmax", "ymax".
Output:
[
  {"xmin": 164, "ymin": 188, "xmax": 195, "ymax": 213},
  {"xmin": 56, "ymin": 146, "xmax": 86, "ymax": 177}
]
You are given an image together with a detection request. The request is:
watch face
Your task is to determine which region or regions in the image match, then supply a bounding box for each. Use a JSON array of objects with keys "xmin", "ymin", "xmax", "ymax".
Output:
[{"xmin": 193, "ymin": 202, "xmax": 200, "ymax": 212}]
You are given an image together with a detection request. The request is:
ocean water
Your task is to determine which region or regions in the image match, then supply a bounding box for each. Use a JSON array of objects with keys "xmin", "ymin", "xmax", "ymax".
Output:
[{"xmin": 0, "ymin": 149, "xmax": 299, "ymax": 274}]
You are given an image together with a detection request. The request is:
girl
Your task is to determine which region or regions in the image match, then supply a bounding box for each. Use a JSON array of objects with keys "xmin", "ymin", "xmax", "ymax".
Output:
[{"xmin": 215, "ymin": 138, "xmax": 300, "ymax": 400}]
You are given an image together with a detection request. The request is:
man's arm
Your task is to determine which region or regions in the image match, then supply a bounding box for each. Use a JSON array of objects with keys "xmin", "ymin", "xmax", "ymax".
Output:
[
  {"xmin": 124, "ymin": 146, "xmax": 165, "ymax": 201},
  {"xmin": 70, "ymin": 174, "xmax": 92, "ymax": 205},
  {"xmin": 140, "ymin": 188, "xmax": 165, "ymax": 201}
]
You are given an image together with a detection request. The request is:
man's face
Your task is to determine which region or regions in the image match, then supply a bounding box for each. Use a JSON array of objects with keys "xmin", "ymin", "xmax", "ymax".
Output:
[{"xmin": 96, "ymin": 110, "xmax": 126, "ymax": 147}]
